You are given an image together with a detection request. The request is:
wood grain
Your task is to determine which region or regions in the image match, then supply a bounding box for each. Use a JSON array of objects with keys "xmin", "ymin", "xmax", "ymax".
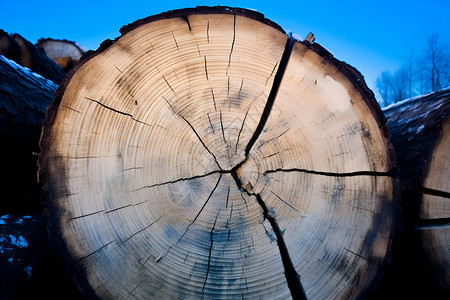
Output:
[{"xmin": 39, "ymin": 7, "xmax": 396, "ymax": 299}]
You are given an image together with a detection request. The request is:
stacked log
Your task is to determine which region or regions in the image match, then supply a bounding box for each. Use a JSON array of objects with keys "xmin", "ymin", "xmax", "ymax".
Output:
[
  {"xmin": 383, "ymin": 88, "xmax": 450, "ymax": 294},
  {"xmin": 38, "ymin": 7, "xmax": 397, "ymax": 300},
  {"xmin": 37, "ymin": 38, "xmax": 86, "ymax": 71},
  {"xmin": 0, "ymin": 30, "xmax": 65, "ymax": 84},
  {"xmin": 0, "ymin": 55, "xmax": 58, "ymax": 211}
]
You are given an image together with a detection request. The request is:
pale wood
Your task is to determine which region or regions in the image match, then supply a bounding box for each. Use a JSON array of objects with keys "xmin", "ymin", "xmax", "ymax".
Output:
[
  {"xmin": 37, "ymin": 38, "xmax": 86, "ymax": 71},
  {"xmin": 39, "ymin": 7, "xmax": 396, "ymax": 299},
  {"xmin": 383, "ymin": 88, "xmax": 450, "ymax": 292}
]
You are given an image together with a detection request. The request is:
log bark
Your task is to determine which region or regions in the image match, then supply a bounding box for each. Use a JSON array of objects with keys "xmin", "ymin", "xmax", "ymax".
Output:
[
  {"xmin": 38, "ymin": 6, "xmax": 396, "ymax": 300},
  {"xmin": 0, "ymin": 31, "xmax": 65, "ymax": 84},
  {"xmin": 36, "ymin": 38, "xmax": 86, "ymax": 71},
  {"xmin": 0, "ymin": 29, "xmax": 21, "ymax": 62},
  {"xmin": 383, "ymin": 88, "xmax": 450, "ymax": 292},
  {"xmin": 0, "ymin": 55, "xmax": 57, "ymax": 211}
]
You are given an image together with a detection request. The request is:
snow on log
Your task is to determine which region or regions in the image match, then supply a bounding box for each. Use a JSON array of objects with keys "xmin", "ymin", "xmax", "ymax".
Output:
[
  {"xmin": 383, "ymin": 87, "xmax": 450, "ymax": 292},
  {"xmin": 0, "ymin": 55, "xmax": 58, "ymax": 211},
  {"xmin": 0, "ymin": 30, "xmax": 65, "ymax": 84},
  {"xmin": 38, "ymin": 6, "xmax": 396, "ymax": 300}
]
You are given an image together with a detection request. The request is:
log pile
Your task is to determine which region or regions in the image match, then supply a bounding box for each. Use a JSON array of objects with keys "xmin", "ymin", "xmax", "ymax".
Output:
[
  {"xmin": 38, "ymin": 7, "xmax": 397, "ymax": 299},
  {"xmin": 0, "ymin": 55, "xmax": 57, "ymax": 211},
  {"xmin": 383, "ymin": 88, "xmax": 450, "ymax": 294},
  {"xmin": 2, "ymin": 5, "xmax": 449, "ymax": 300},
  {"xmin": 0, "ymin": 30, "xmax": 65, "ymax": 84},
  {"xmin": 0, "ymin": 32, "xmax": 84, "ymax": 299}
]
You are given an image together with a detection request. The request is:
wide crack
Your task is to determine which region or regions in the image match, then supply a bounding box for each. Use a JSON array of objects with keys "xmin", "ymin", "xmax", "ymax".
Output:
[
  {"xmin": 244, "ymin": 35, "xmax": 295, "ymax": 157},
  {"xmin": 231, "ymin": 167, "xmax": 308, "ymax": 300},
  {"xmin": 228, "ymin": 36, "xmax": 308, "ymax": 300}
]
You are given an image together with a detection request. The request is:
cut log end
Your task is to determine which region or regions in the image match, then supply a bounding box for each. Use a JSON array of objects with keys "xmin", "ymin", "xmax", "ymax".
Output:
[{"xmin": 39, "ymin": 6, "xmax": 396, "ymax": 299}]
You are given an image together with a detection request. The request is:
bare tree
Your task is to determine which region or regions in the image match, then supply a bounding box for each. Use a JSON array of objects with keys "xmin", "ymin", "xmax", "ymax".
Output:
[
  {"xmin": 392, "ymin": 67, "xmax": 409, "ymax": 102},
  {"xmin": 423, "ymin": 34, "xmax": 450, "ymax": 92},
  {"xmin": 376, "ymin": 71, "xmax": 393, "ymax": 106},
  {"xmin": 377, "ymin": 34, "xmax": 450, "ymax": 107},
  {"xmin": 376, "ymin": 67, "xmax": 410, "ymax": 106}
]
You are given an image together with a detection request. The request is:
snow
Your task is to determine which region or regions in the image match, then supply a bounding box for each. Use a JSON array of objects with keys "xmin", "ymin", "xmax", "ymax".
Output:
[
  {"xmin": 0, "ymin": 220, "xmax": 5, "ymax": 225},
  {"xmin": 8, "ymin": 235, "xmax": 28, "ymax": 248},
  {"xmin": 292, "ymin": 33, "xmax": 302, "ymax": 41},
  {"xmin": 0, "ymin": 55, "xmax": 58, "ymax": 88},
  {"xmin": 24, "ymin": 266, "xmax": 32, "ymax": 279},
  {"xmin": 382, "ymin": 86, "xmax": 450, "ymax": 112},
  {"xmin": 416, "ymin": 125, "xmax": 425, "ymax": 134},
  {"xmin": 14, "ymin": 219, "xmax": 24, "ymax": 225},
  {"xmin": 1, "ymin": 214, "xmax": 9, "ymax": 219}
]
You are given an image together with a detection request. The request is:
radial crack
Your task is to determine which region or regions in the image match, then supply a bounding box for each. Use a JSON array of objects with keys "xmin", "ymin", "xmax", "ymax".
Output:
[
  {"xmin": 235, "ymin": 108, "xmax": 249, "ymax": 154},
  {"xmin": 421, "ymin": 186, "xmax": 450, "ymax": 199},
  {"xmin": 85, "ymin": 97, "xmax": 163, "ymax": 130},
  {"xmin": 244, "ymin": 37, "xmax": 295, "ymax": 156},
  {"xmin": 172, "ymin": 32, "xmax": 179, "ymax": 49},
  {"xmin": 85, "ymin": 97, "xmax": 133, "ymax": 117},
  {"xmin": 182, "ymin": 16, "xmax": 191, "ymax": 31},
  {"xmin": 210, "ymin": 88, "xmax": 217, "ymax": 111},
  {"xmin": 226, "ymin": 14, "xmax": 236, "ymax": 76},
  {"xmin": 161, "ymin": 175, "xmax": 222, "ymax": 260},
  {"xmin": 70, "ymin": 210, "xmax": 105, "ymax": 220},
  {"xmin": 78, "ymin": 241, "xmax": 114, "ymax": 262},
  {"xmin": 220, "ymin": 110, "xmax": 227, "ymax": 144},
  {"xmin": 132, "ymin": 170, "xmax": 224, "ymax": 191},
  {"xmin": 207, "ymin": 20, "xmax": 210, "ymax": 43},
  {"xmin": 122, "ymin": 216, "xmax": 162, "ymax": 244},
  {"xmin": 230, "ymin": 168, "xmax": 307, "ymax": 300},
  {"xmin": 415, "ymin": 218, "xmax": 450, "ymax": 228},
  {"xmin": 207, "ymin": 113, "xmax": 215, "ymax": 134},
  {"xmin": 270, "ymin": 191, "xmax": 300, "ymax": 213},
  {"xmin": 203, "ymin": 213, "xmax": 218, "ymax": 291},
  {"xmin": 204, "ymin": 56, "xmax": 209, "ymax": 80},
  {"xmin": 264, "ymin": 168, "xmax": 393, "ymax": 177},
  {"xmin": 256, "ymin": 128, "xmax": 290, "ymax": 150},
  {"xmin": 105, "ymin": 204, "xmax": 132, "ymax": 214},
  {"xmin": 254, "ymin": 193, "xmax": 307, "ymax": 299},
  {"xmin": 162, "ymin": 96, "xmax": 222, "ymax": 170}
]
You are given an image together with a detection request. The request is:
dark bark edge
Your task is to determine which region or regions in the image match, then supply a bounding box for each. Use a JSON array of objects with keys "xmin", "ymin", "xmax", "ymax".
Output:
[{"xmin": 301, "ymin": 40, "xmax": 396, "ymax": 172}]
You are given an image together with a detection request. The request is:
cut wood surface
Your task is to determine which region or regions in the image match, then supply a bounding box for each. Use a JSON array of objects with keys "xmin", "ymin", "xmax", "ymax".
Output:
[
  {"xmin": 0, "ymin": 55, "xmax": 57, "ymax": 211},
  {"xmin": 383, "ymin": 88, "xmax": 450, "ymax": 292},
  {"xmin": 38, "ymin": 7, "xmax": 396, "ymax": 299},
  {"xmin": 37, "ymin": 38, "xmax": 86, "ymax": 71}
]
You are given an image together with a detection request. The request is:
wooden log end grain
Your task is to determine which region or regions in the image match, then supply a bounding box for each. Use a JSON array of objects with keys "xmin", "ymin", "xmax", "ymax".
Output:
[
  {"xmin": 38, "ymin": 6, "xmax": 397, "ymax": 300},
  {"xmin": 36, "ymin": 38, "xmax": 86, "ymax": 71},
  {"xmin": 384, "ymin": 88, "xmax": 450, "ymax": 292}
]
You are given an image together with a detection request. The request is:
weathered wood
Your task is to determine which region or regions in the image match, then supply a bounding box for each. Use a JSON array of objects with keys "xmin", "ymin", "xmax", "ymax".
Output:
[
  {"xmin": 0, "ymin": 55, "xmax": 58, "ymax": 211},
  {"xmin": 38, "ymin": 6, "xmax": 396, "ymax": 299},
  {"xmin": 383, "ymin": 88, "xmax": 450, "ymax": 293},
  {"xmin": 36, "ymin": 38, "xmax": 86, "ymax": 71},
  {"xmin": 0, "ymin": 31, "xmax": 65, "ymax": 84}
]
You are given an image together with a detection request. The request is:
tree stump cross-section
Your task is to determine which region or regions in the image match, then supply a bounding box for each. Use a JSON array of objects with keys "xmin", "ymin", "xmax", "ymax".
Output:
[{"xmin": 38, "ymin": 7, "xmax": 396, "ymax": 300}]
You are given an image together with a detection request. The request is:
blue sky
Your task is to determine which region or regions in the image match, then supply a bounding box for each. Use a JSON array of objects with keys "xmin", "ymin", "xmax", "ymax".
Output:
[{"xmin": 2, "ymin": 0, "xmax": 449, "ymax": 101}]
